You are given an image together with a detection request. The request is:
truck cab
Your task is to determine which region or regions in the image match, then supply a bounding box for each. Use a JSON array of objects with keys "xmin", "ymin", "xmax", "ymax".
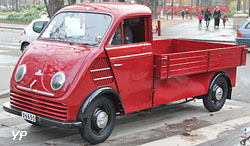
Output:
[{"xmin": 3, "ymin": 3, "xmax": 247, "ymax": 144}]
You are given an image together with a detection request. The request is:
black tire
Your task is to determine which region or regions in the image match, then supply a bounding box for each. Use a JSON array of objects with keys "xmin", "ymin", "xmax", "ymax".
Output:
[
  {"xmin": 21, "ymin": 43, "xmax": 30, "ymax": 52},
  {"xmin": 78, "ymin": 96, "xmax": 116, "ymax": 144},
  {"xmin": 203, "ymin": 76, "xmax": 229, "ymax": 112}
]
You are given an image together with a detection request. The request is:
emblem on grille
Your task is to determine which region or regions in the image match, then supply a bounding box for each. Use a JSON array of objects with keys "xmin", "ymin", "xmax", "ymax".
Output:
[{"xmin": 35, "ymin": 69, "xmax": 43, "ymax": 76}]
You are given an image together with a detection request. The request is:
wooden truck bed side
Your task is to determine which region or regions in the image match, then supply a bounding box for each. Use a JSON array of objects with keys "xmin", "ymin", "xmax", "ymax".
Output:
[{"xmin": 153, "ymin": 39, "xmax": 247, "ymax": 79}]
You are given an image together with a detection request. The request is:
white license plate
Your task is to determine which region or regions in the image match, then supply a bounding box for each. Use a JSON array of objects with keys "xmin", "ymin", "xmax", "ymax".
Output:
[{"xmin": 21, "ymin": 111, "xmax": 36, "ymax": 122}]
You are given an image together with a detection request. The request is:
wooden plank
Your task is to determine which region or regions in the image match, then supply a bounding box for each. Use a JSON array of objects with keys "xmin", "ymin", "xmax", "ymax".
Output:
[{"xmin": 209, "ymin": 47, "xmax": 242, "ymax": 71}]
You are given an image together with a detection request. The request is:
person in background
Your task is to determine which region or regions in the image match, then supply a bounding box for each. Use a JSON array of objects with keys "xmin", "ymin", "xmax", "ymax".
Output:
[
  {"xmin": 181, "ymin": 10, "xmax": 185, "ymax": 20},
  {"xmin": 213, "ymin": 6, "xmax": 221, "ymax": 28},
  {"xmin": 185, "ymin": 9, "xmax": 189, "ymax": 19},
  {"xmin": 221, "ymin": 14, "xmax": 229, "ymax": 28},
  {"xmin": 204, "ymin": 8, "xmax": 211, "ymax": 28},
  {"xmin": 198, "ymin": 12, "xmax": 204, "ymax": 26}
]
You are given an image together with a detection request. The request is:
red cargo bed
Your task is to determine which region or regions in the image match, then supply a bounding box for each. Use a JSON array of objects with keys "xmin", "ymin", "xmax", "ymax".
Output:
[{"xmin": 153, "ymin": 39, "xmax": 247, "ymax": 79}]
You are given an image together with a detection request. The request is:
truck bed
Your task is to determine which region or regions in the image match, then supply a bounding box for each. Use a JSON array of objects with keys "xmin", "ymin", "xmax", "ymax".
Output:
[{"xmin": 153, "ymin": 39, "xmax": 247, "ymax": 79}]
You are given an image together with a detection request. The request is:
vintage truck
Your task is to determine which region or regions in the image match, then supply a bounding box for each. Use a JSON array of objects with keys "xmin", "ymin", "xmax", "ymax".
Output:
[{"xmin": 3, "ymin": 2, "xmax": 247, "ymax": 144}]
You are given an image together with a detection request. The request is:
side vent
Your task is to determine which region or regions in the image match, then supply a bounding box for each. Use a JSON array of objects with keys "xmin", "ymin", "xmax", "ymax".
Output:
[{"xmin": 90, "ymin": 58, "xmax": 114, "ymax": 86}]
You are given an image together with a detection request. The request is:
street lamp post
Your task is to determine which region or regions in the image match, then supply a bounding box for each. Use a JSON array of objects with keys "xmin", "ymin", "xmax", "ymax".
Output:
[{"xmin": 171, "ymin": 0, "xmax": 173, "ymax": 19}]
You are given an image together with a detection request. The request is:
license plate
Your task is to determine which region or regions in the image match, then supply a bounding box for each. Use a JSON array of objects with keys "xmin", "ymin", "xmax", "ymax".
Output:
[{"xmin": 21, "ymin": 111, "xmax": 36, "ymax": 122}]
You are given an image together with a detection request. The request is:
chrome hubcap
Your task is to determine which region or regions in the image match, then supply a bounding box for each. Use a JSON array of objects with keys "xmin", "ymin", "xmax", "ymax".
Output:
[
  {"xmin": 215, "ymin": 86, "xmax": 223, "ymax": 100},
  {"xmin": 96, "ymin": 111, "xmax": 108, "ymax": 129}
]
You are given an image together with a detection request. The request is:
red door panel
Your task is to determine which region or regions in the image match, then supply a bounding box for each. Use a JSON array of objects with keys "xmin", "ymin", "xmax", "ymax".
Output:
[{"xmin": 105, "ymin": 43, "xmax": 153, "ymax": 114}]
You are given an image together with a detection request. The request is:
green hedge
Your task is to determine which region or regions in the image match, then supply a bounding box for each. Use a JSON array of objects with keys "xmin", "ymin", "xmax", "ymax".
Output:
[{"xmin": 6, "ymin": 5, "xmax": 47, "ymax": 21}]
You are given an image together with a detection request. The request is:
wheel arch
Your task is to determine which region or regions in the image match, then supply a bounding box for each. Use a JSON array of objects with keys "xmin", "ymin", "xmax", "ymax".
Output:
[
  {"xmin": 209, "ymin": 72, "xmax": 232, "ymax": 99},
  {"xmin": 77, "ymin": 87, "xmax": 126, "ymax": 120}
]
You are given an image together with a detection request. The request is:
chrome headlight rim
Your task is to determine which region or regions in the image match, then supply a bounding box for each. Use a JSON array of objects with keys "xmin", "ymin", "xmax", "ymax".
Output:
[
  {"xmin": 15, "ymin": 64, "xmax": 27, "ymax": 83},
  {"xmin": 50, "ymin": 72, "xmax": 65, "ymax": 92}
]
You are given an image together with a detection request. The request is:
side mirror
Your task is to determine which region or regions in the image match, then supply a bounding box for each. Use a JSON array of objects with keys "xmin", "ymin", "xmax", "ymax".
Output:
[
  {"xmin": 33, "ymin": 21, "xmax": 47, "ymax": 33},
  {"xmin": 95, "ymin": 36, "xmax": 102, "ymax": 44}
]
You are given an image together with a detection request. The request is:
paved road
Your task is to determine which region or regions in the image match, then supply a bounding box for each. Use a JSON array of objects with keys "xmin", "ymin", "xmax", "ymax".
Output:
[
  {"xmin": 1, "ymin": 96, "xmax": 250, "ymax": 146},
  {"xmin": 0, "ymin": 28, "xmax": 22, "ymax": 94}
]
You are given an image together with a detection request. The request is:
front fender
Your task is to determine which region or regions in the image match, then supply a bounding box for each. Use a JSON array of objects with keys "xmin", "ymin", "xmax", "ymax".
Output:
[{"xmin": 77, "ymin": 87, "xmax": 126, "ymax": 120}]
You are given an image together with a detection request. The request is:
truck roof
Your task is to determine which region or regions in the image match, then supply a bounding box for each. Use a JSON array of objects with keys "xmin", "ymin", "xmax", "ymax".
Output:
[{"xmin": 59, "ymin": 2, "xmax": 152, "ymax": 18}]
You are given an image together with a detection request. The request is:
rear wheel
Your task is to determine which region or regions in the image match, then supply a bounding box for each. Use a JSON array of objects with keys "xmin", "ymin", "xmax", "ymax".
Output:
[
  {"xmin": 203, "ymin": 76, "xmax": 229, "ymax": 112},
  {"xmin": 78, "ymin": 96, "xmax": 116, "ymax": 144}
]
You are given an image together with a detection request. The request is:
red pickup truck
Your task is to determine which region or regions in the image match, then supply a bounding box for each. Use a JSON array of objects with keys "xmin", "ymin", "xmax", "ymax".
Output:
[{"xmin": 3, "ymin": 2, "xmax": 247, "ymax": 144}]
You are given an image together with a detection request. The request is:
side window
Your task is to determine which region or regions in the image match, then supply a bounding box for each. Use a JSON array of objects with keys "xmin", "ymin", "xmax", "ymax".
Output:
[
  {"xmin": 33, "ymin": 21, "xmax": 47, "ymax": 33},
  {"xmin": 124, "ymin": 17, "xmax": 147, "ymax": 44},
  {"xmin": 245, "ymin": 22, "xmax": 250, "ymax": 29},
  {"xmin": 110, "ymin": 16, "xmax": 148, "ymax": 46}
]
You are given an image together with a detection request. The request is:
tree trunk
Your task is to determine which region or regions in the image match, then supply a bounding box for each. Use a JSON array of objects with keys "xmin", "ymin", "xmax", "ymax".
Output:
[
  {"xmin": 80, "ymin": 0, "xmax": 84, "ymax": 3},
  {"xmin": 67, "ymin": 0, "xmax": 77, "ymax": 5},
  {"xmin": 190, "ymin": 0, "xmax": 193, "ymax": 19},
  {"xmin": 249, "ymin": 0, "xmax": 250, "ymax": 17},
  {"xmin": 196, "ymin": 0, "xmax": 199, "ymax": 7},
  {"xmin": 15, "ymin": 0, "xmax": 18, "ymax": 12},
  {"xmin": 12, "ymin": 0, "xmax": 14, "ymax": 11},
  {"xmin": 243, "ymin": 0, "xmax": 246, "ymax": 12},
  {"xmin": 237, "ymin": 0, "xmax": 241, "ymax": 11},
  {"xmin": 151, "ymin": 0, "xmax": 158, "ymax": 19},
  {"xmin": 48, "ymin": 0, "xmax": 64, "ymax": 17}
]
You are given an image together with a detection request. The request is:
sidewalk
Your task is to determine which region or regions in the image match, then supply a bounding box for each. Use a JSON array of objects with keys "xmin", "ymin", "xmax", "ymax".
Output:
[
  {"xmin": 154, "ymin": 17, "xmax": 236, "ymax": 43},
  {"xmin": 0, "ymin": 21, "xmax": 27, "ymax": 30}
]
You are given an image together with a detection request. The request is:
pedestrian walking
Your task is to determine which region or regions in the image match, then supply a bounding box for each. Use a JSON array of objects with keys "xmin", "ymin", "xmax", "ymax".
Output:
[
  {"xmin": 213, "ymin": 6, "xmax": 221, "ymax": 29},
  {"xmin": 185, "ymin": 9, "xmax": 189, "ymax": 19},
  {"xmin": 204, "ymin": 8, "xmax": 211, "ymax": 28},
  {"xmin": 221, "ymin": 14, "xmax": 229, "ymax": 28},
  {"xmin": 198, "ymin": 13, "xmax": 204, "ymax": 26},
  {"xmin": 181, "ymin": 10, "xmax": 185, "ymax": 20}
]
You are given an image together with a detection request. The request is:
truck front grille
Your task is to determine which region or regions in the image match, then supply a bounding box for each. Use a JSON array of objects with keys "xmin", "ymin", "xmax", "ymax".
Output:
[{"xmin": 10, "ymin": 91, "xmax": 67, "ymax": 121}]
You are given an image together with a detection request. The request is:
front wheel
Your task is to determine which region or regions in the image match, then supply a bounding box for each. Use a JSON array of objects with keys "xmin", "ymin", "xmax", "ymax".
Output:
[
  {"xmin": 21, "ymin": 43, "xmax": 30, "ymax": 52},
  {"xmin": 78, "ymin": 96, "xmax": 116, "ymax": 144},
  {"xmin": 203, "ymin": 76, "xmax": 229, "ymax": 112}
]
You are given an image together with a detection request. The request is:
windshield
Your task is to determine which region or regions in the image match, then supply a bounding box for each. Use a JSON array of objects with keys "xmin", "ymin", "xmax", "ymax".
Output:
[{"xmin": 39, "ymin": 12, "xmax": 112, "ymax": 46}]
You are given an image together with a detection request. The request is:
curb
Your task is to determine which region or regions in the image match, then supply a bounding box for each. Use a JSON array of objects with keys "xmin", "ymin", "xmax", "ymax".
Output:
[
  {"xmin": 0, "ymin": 26, "xmax": 24, "ymax": 30},
  {"xmin": 0, "ymin": 90, "xmax": 9, "ymax": 98}
]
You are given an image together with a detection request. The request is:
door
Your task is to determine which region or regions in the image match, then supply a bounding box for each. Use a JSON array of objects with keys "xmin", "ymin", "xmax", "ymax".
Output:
[{"xmin": 105, "ymin": 16, "xmax": 154, "ymax": 114}]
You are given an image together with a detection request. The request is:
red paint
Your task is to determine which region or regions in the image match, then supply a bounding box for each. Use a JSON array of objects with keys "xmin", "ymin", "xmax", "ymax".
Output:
[
  {"xmin": 157, "ymin": 20, "xmax": 161, "ymax": 36},
  {"xmin": 8, "ymin": 3, "xmax": 247, "ymax": 122}
]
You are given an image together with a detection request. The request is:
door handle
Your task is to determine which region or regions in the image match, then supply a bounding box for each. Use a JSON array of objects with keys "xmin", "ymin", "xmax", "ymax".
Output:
[{"xmin": 114, "ymin": 64, "xmax": 123, "ymax": 67}]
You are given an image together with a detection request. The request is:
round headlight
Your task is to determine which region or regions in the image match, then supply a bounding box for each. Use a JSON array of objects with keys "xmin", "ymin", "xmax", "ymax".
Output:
[
  {"xmin": 15, "ymin": 64, "xmax": 26, "ymax": 83},
  {"xmin": 51, "ymin": 72, "xmax": 65, "ymax": 91}
]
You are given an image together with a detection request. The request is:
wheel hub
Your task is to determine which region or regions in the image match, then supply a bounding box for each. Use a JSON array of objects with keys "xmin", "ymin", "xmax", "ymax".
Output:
[
  {"xmin": 96, "ymin": 110, "xmax": 108, "ymax": 129},
  {"xmin": 215, "ymin": 86, "xmax": 223, "ymax": 101}
]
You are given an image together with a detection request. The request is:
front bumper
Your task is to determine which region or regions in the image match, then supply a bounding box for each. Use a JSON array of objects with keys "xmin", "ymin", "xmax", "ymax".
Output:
[{"xmin": 3, "ymin": 102, "xmax": 83, "ymax": 128}]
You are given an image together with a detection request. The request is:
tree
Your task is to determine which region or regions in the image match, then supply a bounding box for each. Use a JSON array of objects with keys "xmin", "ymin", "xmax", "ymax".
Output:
[
  {"xmin": 15, "ymin": 0, "xmax": 18, "ymax": 12},
  {"xmin": 151, "ymin": 0, "xmax": 159, "ymax": 19},
  {"xmin": 196, "ymin": 0, "xmax": 199, "ymax": 7},
  {"xmin": 243, "ymin": 0, "xmax": 246, "ymax": 12},
  {"xmin": 237, "ymin": 0, "xmax": 241, "ymax": 11},
  {"xmin": 67, "ymin": 0, "xmax": 77, "ymax": 5},
  {"xmin": 44, "ymin": 0, "xmax": 64, "ymax": 18}
]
